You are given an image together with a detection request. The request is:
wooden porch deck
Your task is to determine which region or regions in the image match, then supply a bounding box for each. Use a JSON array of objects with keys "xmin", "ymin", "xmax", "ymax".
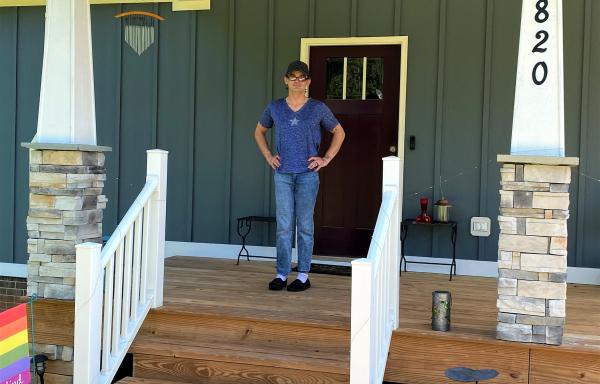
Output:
[
  {"xmin": 389, "ymin": 268, "xmax": 600, "ymax": 384},
  {"xmin": 125, "ymin": 256, "xmax": 600, "ymax": 383},
  {"xmin": 158, "ymin": 256, "xmax": 352, "ymax": 328},
  {"xmin": 30, "ymin": 255, "xmax": 600, "ymax": 383}
]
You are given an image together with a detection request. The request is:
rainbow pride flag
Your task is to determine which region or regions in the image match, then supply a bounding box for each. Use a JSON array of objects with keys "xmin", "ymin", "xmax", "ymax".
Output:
[{"xmin": 0, "ymin": 304, "xmax": 30, "ymax": 384}]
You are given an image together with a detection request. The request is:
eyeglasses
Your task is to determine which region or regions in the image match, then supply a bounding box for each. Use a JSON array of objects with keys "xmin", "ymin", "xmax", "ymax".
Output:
[{"xmin": 286, "ymin": 75, "xmax": 309, "ymax": 82}]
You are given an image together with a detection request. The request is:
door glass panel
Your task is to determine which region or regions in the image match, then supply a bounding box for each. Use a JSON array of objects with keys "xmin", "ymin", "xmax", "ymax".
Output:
[
  {"xmin": 326, "ymin": 58, "xmax": 344, "ymax": 99},
  {"xmin": 346, "ymin": 58, "xmax": 363, "ymax": 100},
  {"xmin": 325, "ymin": 56, "xmax": 383, "ymax": 100},
  {"xmin": 366, "ymin": 58, "xmax": 384, "ymax": 99}
]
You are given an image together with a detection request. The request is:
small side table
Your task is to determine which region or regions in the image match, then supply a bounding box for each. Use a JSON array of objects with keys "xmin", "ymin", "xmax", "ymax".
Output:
[
  {"xmin": 400, "ymin": 219, "xmax": 457, "ymax": 280},
  {"xmin": 236, "ymin": 216, "xmax": 276, "ymax": 265}
]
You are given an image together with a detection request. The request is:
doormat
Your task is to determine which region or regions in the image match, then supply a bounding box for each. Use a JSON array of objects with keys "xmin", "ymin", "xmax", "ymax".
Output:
[{"xmin": 294, "ymin": 264, "xmax": 351, "ymax": 276}]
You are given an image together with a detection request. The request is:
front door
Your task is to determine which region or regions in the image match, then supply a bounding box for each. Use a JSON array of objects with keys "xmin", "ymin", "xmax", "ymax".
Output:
[{"xmin": 310, "ymin": 45, "xmax": 401, "ymax": 257}]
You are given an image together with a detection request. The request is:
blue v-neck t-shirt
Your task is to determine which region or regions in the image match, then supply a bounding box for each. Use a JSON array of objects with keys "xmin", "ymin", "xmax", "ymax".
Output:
[{"xmin": 259, "ymin": 98, "xmax": 339, "ymax": 174}]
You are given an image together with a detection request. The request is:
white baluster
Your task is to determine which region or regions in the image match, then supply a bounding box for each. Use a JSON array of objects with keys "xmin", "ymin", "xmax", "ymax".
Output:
[
  {"xmin": 101, "ymin": 257, "xmax": 114, "ymax": 373},
  {"xmin": 112, "ymin": 244, "xmax": 124, "ymax": 353},
  {"xmin": 132, "ymin": 215, "xmax": 143, "ymax": 319},
  {"xmin": 141, "ymin": 202, "xmax": 150, "ymax": 304},
  {"xmin": 122, "ymin": 227, "xmax": 134, "ymax": 336}
]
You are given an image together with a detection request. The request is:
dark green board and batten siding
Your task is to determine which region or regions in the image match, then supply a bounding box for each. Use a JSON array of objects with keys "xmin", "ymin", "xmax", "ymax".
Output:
[{"xmin": 0, "ymin": 0, "xmax": 599, "ymax": 268}]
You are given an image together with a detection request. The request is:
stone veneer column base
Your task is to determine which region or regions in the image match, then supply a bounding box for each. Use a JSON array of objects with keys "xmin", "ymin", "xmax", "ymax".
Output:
[
  {"xmin": 496, "ymin": 155, "xmax": 579, "ymax": 345},
  {"xmin": 23, "ymin": 143, "xmax": 111, "ymax": 300},
  {"xmin": 21, "ymin": 143, "xmax": 111, "ymax": 381}
]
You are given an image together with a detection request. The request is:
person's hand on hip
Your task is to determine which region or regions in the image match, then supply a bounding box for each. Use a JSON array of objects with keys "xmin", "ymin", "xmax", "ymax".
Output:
[
  {"xmin": 267, "ymin": 154, "xmax": 281, "ymax": 169},
  {"xmin": 308, "ymin": 156, "xmax": 330, "ymax": 172}
]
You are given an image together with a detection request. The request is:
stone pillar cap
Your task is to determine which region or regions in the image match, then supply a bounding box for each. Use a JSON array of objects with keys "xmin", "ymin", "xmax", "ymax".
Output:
[
  {"xmin": 21, "ymin": 142, "xmax": 112, "ymax": 152},
  {"xmin": 497, "ymin": 154, "xmax": 579, "ymax": 167}
]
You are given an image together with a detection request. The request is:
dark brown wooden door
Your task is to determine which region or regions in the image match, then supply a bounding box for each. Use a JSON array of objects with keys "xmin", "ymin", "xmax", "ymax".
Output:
[{"xmin": 310, "ymin": 45, "xmax": 401, "ymax": 257}]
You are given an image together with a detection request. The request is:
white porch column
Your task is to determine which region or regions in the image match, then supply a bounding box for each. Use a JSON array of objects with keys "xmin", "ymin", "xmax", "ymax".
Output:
[
  {"xmin": 511, "ymin": 0, "xmax": 564, "ymax": 156},
  {"xmin": 23, "ymin": 1, "xmax": 108, "ymax": 379},
  {"xmin": 499, "ymin": 1, "xmax": 580, "ymax": 346},
  {"xmin": 35, "ymin": 0, "xmax": 97, "ymax": 145}
]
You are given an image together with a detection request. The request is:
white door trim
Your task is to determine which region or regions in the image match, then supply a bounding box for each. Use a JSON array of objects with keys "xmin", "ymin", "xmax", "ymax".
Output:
[{"xmin": 299, "ymin": 36, "xmax": 409, "ymax": 161}]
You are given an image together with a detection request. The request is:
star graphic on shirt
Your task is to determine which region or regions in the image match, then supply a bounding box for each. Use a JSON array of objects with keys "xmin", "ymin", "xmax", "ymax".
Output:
[{"xmin": 290, "ymin": 117, "xmax": 299, "ymax": 126}]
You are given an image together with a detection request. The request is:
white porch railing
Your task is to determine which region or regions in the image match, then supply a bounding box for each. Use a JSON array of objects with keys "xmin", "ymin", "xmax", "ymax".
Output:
[
  {"xmin": 350, "ymin": 156, "xmax": 402, "ymax": 384},
  {"xmin": 74, "ymin": 149, "xmax": 168, "ymax": 384}
]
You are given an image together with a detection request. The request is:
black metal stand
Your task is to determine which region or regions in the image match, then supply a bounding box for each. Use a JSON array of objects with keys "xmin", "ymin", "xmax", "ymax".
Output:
[
  {"xmin": 236, "ymin": 216, "xmax": 276, "ymax": 265},
  {"xmin": 400, "ymin": 219, "xmax": 457, "ymax": 280}
]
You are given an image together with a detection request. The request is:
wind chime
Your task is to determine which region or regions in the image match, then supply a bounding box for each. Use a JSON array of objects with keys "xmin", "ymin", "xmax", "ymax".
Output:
[{"xmin": 115, "ymin": 11, "xmax": 165, "ymax": 56}]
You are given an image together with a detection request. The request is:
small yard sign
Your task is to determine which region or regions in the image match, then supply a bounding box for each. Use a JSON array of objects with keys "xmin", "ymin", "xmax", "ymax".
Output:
[{"xmin": 0, "ymin": 304, "xmax": 30, "ymax": 384}]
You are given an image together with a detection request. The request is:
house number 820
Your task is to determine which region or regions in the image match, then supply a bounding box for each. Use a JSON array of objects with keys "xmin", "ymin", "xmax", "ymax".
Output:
[{"xmin": 532, "ymin": 0, "xmax": 549, "ymax": 85}]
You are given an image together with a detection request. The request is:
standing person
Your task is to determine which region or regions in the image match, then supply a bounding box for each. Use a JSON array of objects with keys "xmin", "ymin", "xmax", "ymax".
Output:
[{"xmin": 255, "ymin": 60, "xmax": 345, "ymax": 292}]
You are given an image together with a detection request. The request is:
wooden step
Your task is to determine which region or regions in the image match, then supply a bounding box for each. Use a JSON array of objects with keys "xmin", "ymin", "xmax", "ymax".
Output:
[
  {"xmin": 130, "ymin": 312, "xmax": 349, "ymax": 383},
  {"xmin": 118, "ymin": 377, "xmax": 190, "ymax": 384},
  {"xmin": 133, "ymin": 355, "xmax": 348, "ymax": 383},
  {"xmin": 132, "ymin": 343, "xmax": 349, "ymax": 383},
  {"xmin": 134, "ymin": 309, "xmax": 350, "ymax": 357},
  {"xmin": 132, "ymin": 337, "xmax": 349, "ymax": 374},
  {"xmin": 127, "ymin": 257, "xmax": 350, "ymax": 383}
]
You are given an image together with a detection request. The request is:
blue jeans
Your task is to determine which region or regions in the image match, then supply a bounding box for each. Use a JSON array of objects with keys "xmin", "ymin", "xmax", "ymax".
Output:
[{"xmin": 274, "ymin": 171, "xmax": 320, "ymax": 277}]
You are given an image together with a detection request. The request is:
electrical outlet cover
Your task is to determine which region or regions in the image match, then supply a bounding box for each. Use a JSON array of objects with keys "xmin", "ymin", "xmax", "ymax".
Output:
[{"xmin": 471, "ymin": 217, "xmax": 491, "ymax": 237}]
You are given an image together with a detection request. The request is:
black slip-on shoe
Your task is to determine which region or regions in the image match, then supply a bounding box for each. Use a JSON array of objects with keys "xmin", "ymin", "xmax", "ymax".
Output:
[
  {"xmin": 268, "ymin": 277, "xmax": 287, "ymax": 291},
  {"xmin": 287, "ymin": 278, "xmax": 311, "ymax": 292}
]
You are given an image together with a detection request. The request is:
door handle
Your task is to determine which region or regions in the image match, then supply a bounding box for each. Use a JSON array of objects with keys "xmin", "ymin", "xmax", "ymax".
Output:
[{"xmin": 389, "ymin": 146, "xmax": 397, "ymax": 153}]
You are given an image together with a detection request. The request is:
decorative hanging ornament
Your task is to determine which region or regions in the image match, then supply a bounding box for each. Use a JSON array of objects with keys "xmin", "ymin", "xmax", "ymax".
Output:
[{"xmin": 115, "ymin": 11, "xmax": 165, "ymax": 56}]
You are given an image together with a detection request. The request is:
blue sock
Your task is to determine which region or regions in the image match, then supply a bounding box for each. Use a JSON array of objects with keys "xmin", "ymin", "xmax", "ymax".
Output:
[{"xmin": 276, "ymin": 274, "xmax": 287, "ymax": 281}]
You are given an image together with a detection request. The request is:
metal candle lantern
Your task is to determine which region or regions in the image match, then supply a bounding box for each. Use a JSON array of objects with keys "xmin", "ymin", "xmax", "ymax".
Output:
[
  {"xmin": 434, "ymin": 198, "xmax": 452, "ymax": 222},
  {"xmin": 432, "ymin": 291, "xmax": 452, "ymax": 331}
]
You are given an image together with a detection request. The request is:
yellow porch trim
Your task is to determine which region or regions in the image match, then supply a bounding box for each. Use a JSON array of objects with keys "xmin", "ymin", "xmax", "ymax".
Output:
[
  {"xmin": 0, "ymin": 0, "xmax": 210, "ymax": 11},
  {"xmin": 300, "ymin": 36, "xmax": 409, "ymax": 160}
]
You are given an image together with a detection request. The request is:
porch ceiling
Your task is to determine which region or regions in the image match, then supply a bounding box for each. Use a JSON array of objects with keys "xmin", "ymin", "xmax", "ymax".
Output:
[{"xmin": 0, "ymin": 0, "xmax": 210, "ymax": 11}]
